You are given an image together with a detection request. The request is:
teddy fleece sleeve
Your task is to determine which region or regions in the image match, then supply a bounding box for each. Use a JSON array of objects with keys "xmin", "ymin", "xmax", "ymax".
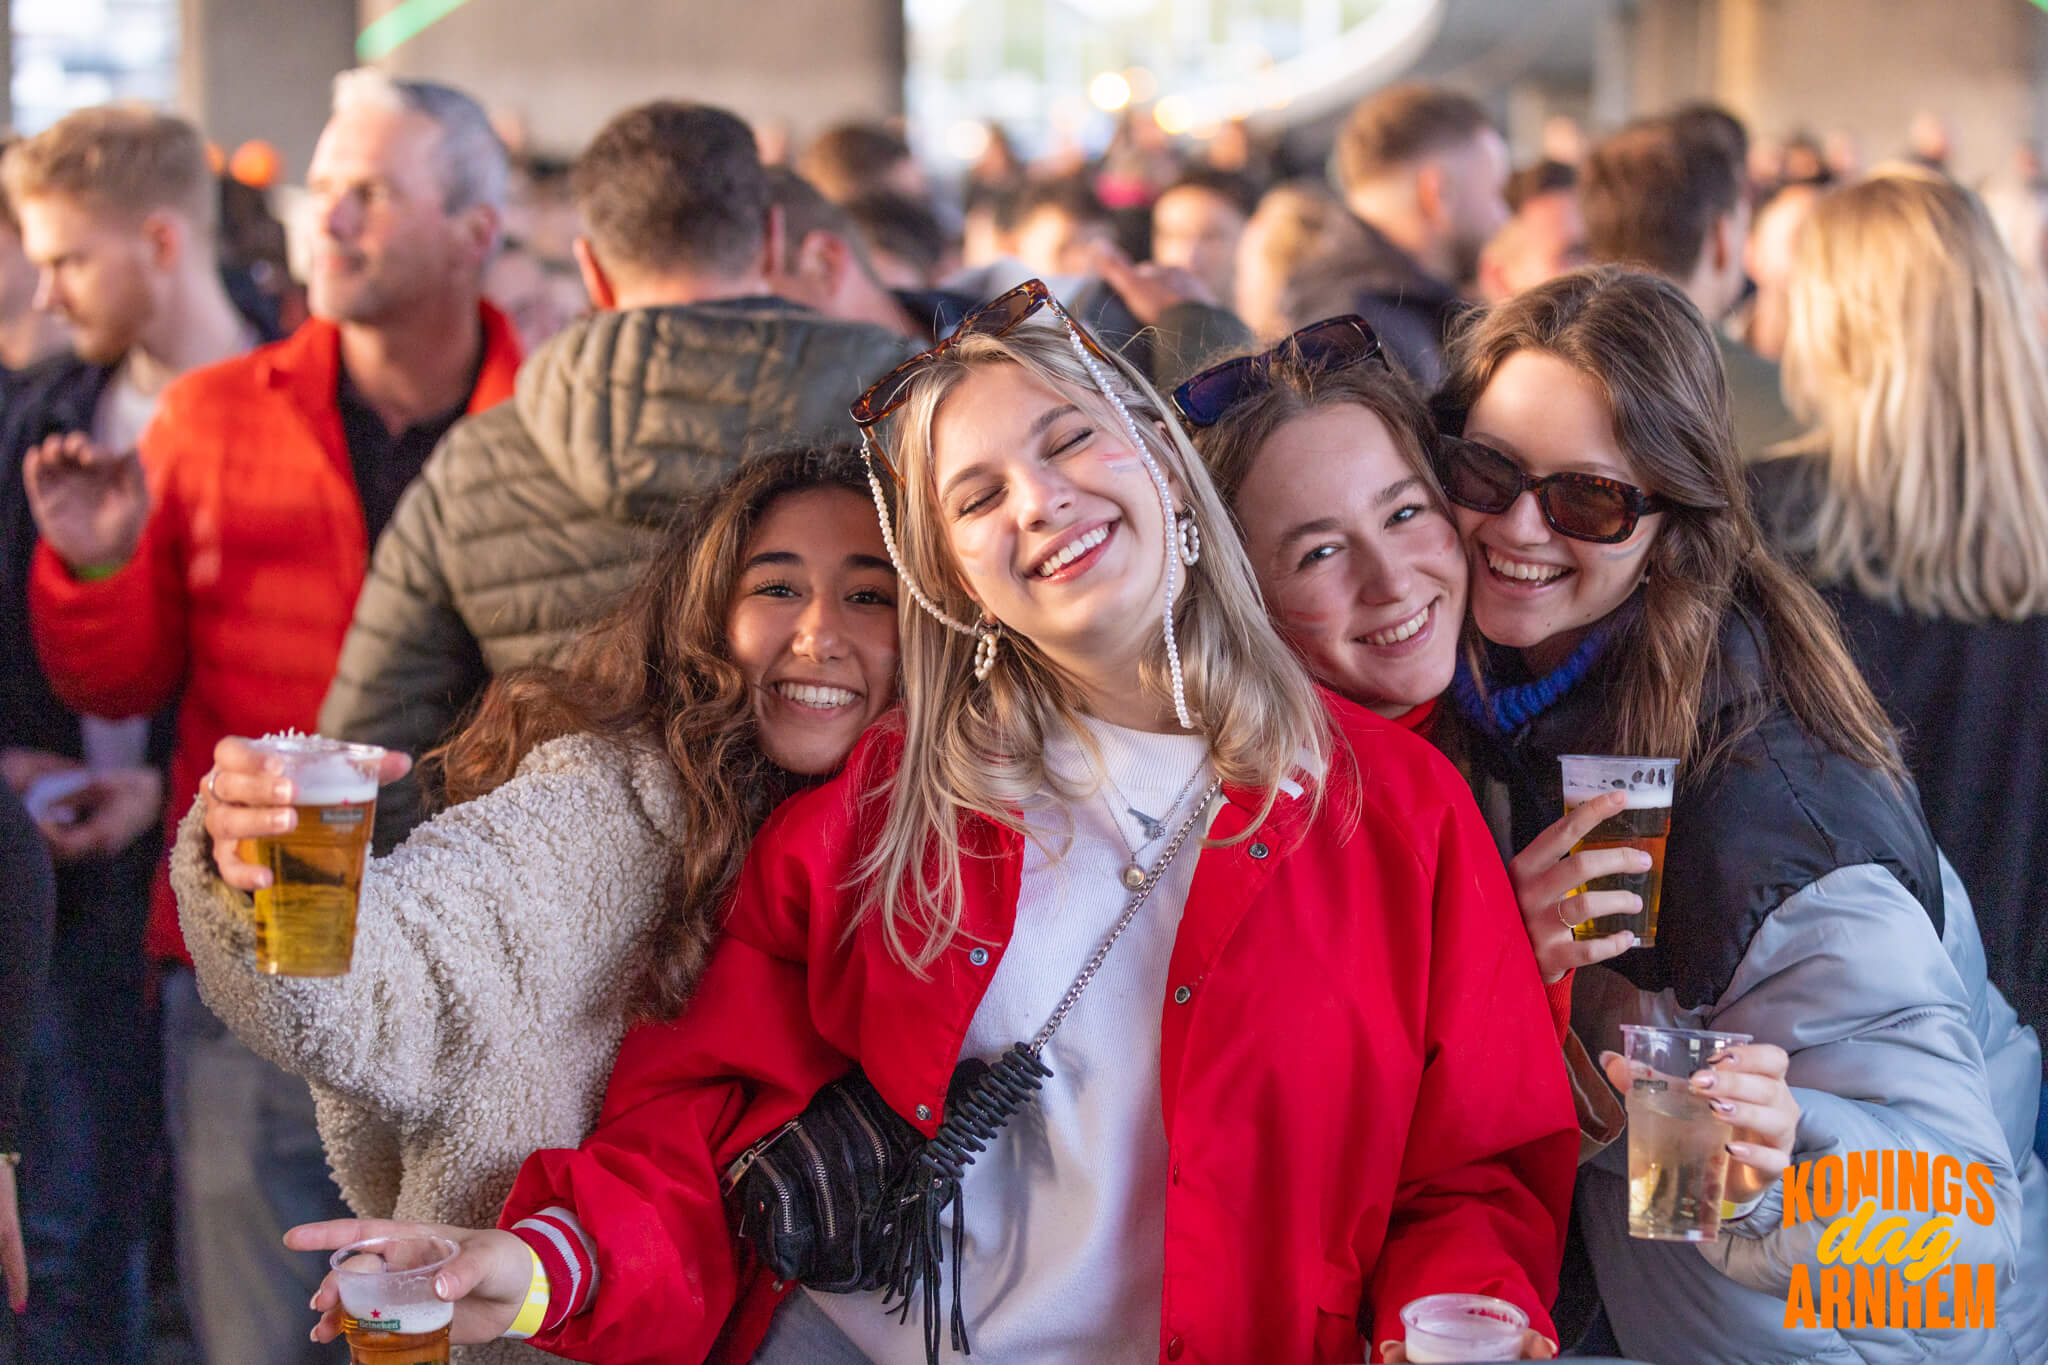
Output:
[
  {"xmin": 171, "ymin": 740, "xmax": 672, "ymax": 1127},
  {"xmin": 1364, "ymin": 786, "xmax": 1580, "ymax": 1359},
  {"xmin": 29, "ymin": 402, "xmax": 190, "ymax": 719},
  {"xmin": 496, "ymin": 802, "xmax": 856, "ymax": 1365}
]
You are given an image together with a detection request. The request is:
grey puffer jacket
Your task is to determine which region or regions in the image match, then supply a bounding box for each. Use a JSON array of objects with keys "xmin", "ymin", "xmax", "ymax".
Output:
[
  {"xmin": 171, "ymin": 734, "xmax": 700, "ymax": 1365},
  {"xmin": 318, "ymin": 300, "xmax": 921, "ymax": 848},
  {"xmin": 1475, "ymin": 608, "xmax": 2046, "ymax": 1364}
]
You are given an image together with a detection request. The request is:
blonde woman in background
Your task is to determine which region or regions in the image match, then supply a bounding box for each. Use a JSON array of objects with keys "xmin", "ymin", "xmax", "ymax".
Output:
[{"xmin": 1754, "ymin": 165, "xmax": 2048, "ymax": 1163}]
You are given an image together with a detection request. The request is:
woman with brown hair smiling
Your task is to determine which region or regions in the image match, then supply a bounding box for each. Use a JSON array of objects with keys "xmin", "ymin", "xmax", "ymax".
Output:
[
  {"xmin": 1437, "ymin": 266, "xmax": 2045, "ymax": 1364},
  {"xmin": 170, "ymin": 445, "xmax": 900, "ymax": 1363}
]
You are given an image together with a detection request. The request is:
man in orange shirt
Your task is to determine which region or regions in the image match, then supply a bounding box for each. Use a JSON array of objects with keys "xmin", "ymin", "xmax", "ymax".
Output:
[{"xmin": 23, "ymin": 71, "xmax": 521, "ymax": 1363}]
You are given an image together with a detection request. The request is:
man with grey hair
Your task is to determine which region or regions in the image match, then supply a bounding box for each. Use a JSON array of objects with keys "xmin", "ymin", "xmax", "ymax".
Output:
[{"xmin": 24, "ymin": 69, "xmax": 522, "ymax": 1363}]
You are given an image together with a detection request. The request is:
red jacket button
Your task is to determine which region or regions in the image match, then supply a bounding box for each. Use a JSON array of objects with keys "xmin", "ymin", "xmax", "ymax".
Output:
[{"xmin": 1166, "ymin": 1336, "xmax": 1184, "ymax": 1360}]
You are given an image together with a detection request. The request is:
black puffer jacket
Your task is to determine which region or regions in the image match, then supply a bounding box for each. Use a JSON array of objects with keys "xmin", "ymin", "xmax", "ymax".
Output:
[
  {"xmin": 1278, "ymin": 216, "xmax": 1469, "ymax": 392},
  {"xmin": 1468, "ymin": 602, "xmax": 1944, "ymax": 1010},
  {"xmin": 318, "ymin": 300, "xmax": 923, "ymax": 848},
  {"xmin": 1751, "ymin": 453, "xmax": 2048, "ymax": 1073}
]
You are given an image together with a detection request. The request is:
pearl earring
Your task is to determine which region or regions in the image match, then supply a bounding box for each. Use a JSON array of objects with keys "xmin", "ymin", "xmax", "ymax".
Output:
[
  {"xmin": 1176, "ymin": 511, "xmax": 1201, "ymax": 568},
  {"xmin": 973, "ymin": 621, "xmax": 1001, "ymax": 681}
]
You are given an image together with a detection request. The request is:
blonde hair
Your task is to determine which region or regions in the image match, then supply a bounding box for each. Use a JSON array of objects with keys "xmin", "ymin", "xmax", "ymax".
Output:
[
  {"xmin": 860, "ymin": 321, "xmax": 1332, "ymax": 971},
  {"xmin": 0, "ymin": 105, "xmax": 214, "ymax": 233},
  {"xmin": 1781, "ymin": 166, "xmax": 2048, "ymax": 621}
]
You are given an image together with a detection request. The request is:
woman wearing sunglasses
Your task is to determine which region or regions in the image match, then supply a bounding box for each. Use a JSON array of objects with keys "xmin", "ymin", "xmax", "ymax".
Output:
[
  {"xmin": 1435, "ymin": 266, "xmax": 2044, "ymax": 1364},
  {"xmin": 282, "ymin": 281, "xmax": 1579, "ymax": 1363}
]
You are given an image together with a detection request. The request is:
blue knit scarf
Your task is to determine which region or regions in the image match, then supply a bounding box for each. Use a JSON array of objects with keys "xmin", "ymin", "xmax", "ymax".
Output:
[{"xmin": 1451, "ymin": 624, "xmax": 1614, "ymax": 740}]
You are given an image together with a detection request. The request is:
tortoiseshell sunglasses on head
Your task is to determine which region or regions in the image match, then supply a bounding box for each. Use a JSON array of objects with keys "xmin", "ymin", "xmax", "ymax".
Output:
[{"xmin": 848, "ymin": 279, "xmax": 1115, "ymax": 480}]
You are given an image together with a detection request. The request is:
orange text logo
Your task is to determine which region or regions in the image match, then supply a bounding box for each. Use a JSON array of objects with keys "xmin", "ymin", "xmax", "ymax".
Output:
[{"xmin": 1781, "ymin": 1150, "xmax": 1997, "ymax": 1331}]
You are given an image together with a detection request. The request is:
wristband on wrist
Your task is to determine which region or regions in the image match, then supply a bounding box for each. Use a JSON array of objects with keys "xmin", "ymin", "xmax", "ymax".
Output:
[
  {"xmin": 502, "ymin": 1244, "xmax": 550, "ymax": 1340},
  {"xmin": 71, "ymin": 559, "xmax": 127, "ymax": 582}
]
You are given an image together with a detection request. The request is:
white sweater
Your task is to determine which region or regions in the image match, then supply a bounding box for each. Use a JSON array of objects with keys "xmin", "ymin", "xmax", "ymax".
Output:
[
  {"xmin": 816, "ymin": 718, "xmax": 1213, "ymax": 1363},
  {"xmin": 171, "ymin": 734, "xmax": 700, "ymax": 1365}
]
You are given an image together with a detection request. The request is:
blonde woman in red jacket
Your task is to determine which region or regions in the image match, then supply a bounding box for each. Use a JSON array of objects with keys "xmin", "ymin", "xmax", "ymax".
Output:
[{"xmin": 287, "ymin": 282, "xmax": 1577, "ymax": 1364}]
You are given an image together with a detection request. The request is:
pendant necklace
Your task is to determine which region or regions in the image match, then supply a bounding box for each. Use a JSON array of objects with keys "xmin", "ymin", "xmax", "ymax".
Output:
[{"xmin": 1099, "ymin": 758, "xmax": 1210, "ymax": 890}]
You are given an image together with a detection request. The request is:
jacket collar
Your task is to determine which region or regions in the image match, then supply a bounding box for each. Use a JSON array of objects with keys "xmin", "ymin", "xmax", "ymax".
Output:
[{"xmin": 254, "ymin": 299, "xmax": 521, "ymax": 424}]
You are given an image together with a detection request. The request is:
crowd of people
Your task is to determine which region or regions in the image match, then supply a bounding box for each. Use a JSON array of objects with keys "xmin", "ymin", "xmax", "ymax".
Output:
[{"xmin": 0, "ymin": 60, "xmax": 2043, "ymax": 1365}]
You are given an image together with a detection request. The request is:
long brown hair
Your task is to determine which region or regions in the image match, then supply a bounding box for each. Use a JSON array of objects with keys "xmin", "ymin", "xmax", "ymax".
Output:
[
  {"xmin": 1436, "ymin": 267, "xmax": 1900, "ymax": 780},
  {"xmin": 426, "ymin": 444, "xmax": 884, "ymax": 1018}
]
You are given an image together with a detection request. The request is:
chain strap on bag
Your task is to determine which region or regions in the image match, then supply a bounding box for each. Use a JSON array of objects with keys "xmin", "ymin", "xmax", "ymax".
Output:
[{"xmin": 725, "ymin": 777, "xmax": 1221, "ymax": 1365}]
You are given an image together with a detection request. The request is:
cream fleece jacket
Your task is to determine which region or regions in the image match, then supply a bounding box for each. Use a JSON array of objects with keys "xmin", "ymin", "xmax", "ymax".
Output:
[{"xmin": 171, "ymin": 733, "xmax": 706, "ymax": 1364}]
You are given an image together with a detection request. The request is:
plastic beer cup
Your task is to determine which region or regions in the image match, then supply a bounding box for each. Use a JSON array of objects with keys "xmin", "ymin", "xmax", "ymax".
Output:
[
  {"xmin": 1620, "ymin": 1024, "xmax": 1751, "ymax": 1241},
  {"xmin": 330, "ymin": 1235, "xmax": 457, "ymax": 1364},
  {"xmin": 237, "ymin": 734, "xmax": 384, "ymax": 976},
  {"xmin": 1398, "ymin": 1293, "xmax": 1528, "ymax": 1361},
  {"xmin": 1559, "ymin": 754, "xmax": 1677, "ymax": 947}
]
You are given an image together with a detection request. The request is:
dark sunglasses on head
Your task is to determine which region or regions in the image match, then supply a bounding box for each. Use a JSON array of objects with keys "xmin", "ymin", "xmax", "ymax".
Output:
[
  {"xmin": 1435, "ymin": 435, "xmax": 1668, "ymax": 544},
  {"xmin": 1170, "ymin": 315, "xmax": 1386, "ymax": 428},
  {"xmin": 848, "ymin": 279, "xmax": 1114, "ymax": 474}
]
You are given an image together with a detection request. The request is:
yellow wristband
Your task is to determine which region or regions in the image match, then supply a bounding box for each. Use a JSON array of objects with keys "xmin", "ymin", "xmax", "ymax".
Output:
[{"xmin": 503, "ymin": 1244, "xmax": 550, "ymax": 1340}]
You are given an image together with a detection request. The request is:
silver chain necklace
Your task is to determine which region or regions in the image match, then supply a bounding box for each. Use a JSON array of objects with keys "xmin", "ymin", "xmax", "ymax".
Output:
[{"xmin": 1098, "ymin": 757, "xmax": 1211, "ymax": 890}]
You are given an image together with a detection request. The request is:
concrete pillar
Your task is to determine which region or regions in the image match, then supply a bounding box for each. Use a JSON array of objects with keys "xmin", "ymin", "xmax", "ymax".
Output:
[
  {"xmin": 178, "ymin": 0, "xmax": 356, "ymax": 181},
  {"xmin": 363, "ymin": 0, "xmax": 908, "ymax": 161},
  {"xmin": 1621, "ymin": 0, "xmax": 2048, "ymax": 183}
]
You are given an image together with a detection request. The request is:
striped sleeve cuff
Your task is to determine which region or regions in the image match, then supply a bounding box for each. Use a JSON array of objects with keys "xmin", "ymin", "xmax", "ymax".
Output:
[{"xmin": 509, "ymin": 1205, "xmax": 599, "ymax": 1332}]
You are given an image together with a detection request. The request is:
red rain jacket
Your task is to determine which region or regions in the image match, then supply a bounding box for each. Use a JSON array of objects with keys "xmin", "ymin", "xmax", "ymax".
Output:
[
  {"xmin": 28, "ymin": 306, "xmax": 521, "ymax": 962},
  {"xmin": 503, "ymin": 695, "xmax": 1578, "ymax": 1364}
]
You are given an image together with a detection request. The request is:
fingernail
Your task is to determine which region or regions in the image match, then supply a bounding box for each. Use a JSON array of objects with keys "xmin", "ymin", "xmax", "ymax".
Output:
[
  {"xmin": 1621, "ymin": 932, "xmax": 1638, "ymax": 948},
  {"xmin": 309, "ymin": 1293, "xmax": 320, "ymax": 1310},
  {"xmin": 272, "ymin": 783, "xmax": 291, "ymax": 802},
  {"xmin": 435, "ymin": 1274, "xmax": 450, "ymax": 1299},
  {"xmin": 1598, "ymin": 1049, "xmax": 1621, "ymax": 1069},
  {"xmin": 1634, "ymin": 852, "xmax": 1653, "ymax": 870},
  {"xmin": 1711, "ymin": 1051, "xmax": 1739, "ymax": 1067},
  {"xmin": 264, "ymin": 758, "xmax": 284, "ymax": 775},
  {"xmin": 272, "ymin": 812, "xmax": 291, "ymax": 831},
  {"xmin": 1711, "ymin": 1099, "xmax": 1735, "ymax": 1115},
  {"xmin": 1691, "ymin": 1070, "xmax": 1716, "ymax": 1090}
]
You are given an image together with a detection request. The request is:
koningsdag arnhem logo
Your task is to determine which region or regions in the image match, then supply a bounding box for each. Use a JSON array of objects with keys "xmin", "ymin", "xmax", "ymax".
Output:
[{"xmin": 1782, "ymin": 1150, "xmax": 1998, "ymax": 1330}]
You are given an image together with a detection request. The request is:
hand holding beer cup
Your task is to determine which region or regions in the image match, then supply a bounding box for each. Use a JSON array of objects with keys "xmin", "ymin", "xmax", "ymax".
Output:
[
  {"xmin": 201, "ymin": 734, "xmax": 410, "ymax": 976},
  {"xmin": 285, "ymin": 1218, "xmax": 532, "ymax": 1349},
  {"xmin": 201, "ymin": 735, "xmax": 412, "ymax": 891},
  {"xmin": 1508, "ymin": 789, "xmax": 1645, "ymax": 982},
  {"xmin": 1599, "ymin": 1039, "xmax": 1799, "ymax": 1205}
]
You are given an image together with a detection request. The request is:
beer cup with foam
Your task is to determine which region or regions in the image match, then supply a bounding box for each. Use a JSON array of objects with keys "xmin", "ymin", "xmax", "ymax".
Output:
[
  {"xmin": 1559, "ymin": 754, "xmax": 1677, "ymax": 947},
  {"xmin": 331, "ymin": 1235, "xmax": 457, "ymax": 1365},
  {"xmin": 237, "ymin": 734, "xmax": 384, "ymax": 976}
]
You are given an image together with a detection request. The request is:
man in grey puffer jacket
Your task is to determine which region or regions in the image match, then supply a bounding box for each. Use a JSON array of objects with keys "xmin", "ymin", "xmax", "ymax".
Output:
[{"xmin": 318, "ymin": 103, "xmax": 921, "ymax": 848}]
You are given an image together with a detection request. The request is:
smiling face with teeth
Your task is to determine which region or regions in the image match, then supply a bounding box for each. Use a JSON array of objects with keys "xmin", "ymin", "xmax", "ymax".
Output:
[
  {"xmin": 926, "ymin": 362, "xmax": 1179, "ymax": 722},
  {"xmin": 1455, "ymin": 349, "xmax": 1663, "ymax": 673},
  {"xmin": 726, "ymin": 486, "xmax": 901, "ymax": 776},
  {"xmin": 1231, "ymin": 402, "xmax": 1466, "ymax": 718}
]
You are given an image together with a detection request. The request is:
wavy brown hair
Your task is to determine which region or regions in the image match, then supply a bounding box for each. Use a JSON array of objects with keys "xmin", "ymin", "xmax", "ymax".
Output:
[
  {"xmin": 425, "ymin": 444, "xmax": 884, "ymax": 1019},
  {"xmin": 1435, "ymin": 267, "xmax": 1900, "ymax": 780}
]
